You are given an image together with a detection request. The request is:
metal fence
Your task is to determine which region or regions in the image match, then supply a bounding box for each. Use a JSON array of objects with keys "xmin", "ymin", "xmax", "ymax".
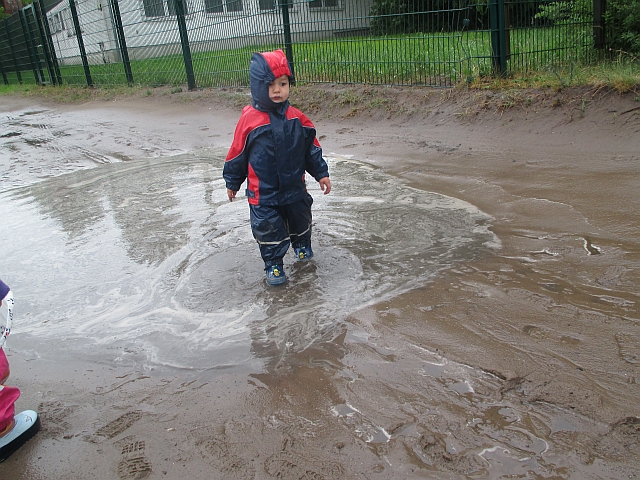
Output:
[{"xmin": 0, "ymin": 0, "xmax": 604, "ymax": 88}]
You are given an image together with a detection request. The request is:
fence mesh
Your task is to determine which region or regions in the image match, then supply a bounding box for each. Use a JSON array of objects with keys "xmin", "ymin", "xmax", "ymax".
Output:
[{"xmin": 0, "ymin": 0, "xmax": 601, "ymax": 89}]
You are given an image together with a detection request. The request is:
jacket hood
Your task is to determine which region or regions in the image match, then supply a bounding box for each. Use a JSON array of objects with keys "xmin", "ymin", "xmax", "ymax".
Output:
[{"xmin": 249, "ymin": 50, "xmax": 292, "ymax": 113}]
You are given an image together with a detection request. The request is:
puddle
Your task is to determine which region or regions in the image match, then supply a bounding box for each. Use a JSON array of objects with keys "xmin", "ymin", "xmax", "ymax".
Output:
[{"xmin": 1, "ymin": 151, "xmax": 496, "ymax": 372}]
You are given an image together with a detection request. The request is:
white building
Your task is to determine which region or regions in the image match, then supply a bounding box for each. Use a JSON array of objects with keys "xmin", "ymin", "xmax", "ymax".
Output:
[{"xmin": 47, "ymin": 0, "xmax": 373, "ymax": 65}]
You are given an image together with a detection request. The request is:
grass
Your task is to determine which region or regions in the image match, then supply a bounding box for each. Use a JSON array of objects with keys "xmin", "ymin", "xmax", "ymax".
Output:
[
  {"xmin": 1, "ymin": 25, "xmax": 612, "ymax": 86},
  {"xmin": 466, "ymin": 55, "xmax": 639, "ymax": 94},
  {"xmin": 1, "ymin": 26, "xmax": 637, "ymax": 97}
]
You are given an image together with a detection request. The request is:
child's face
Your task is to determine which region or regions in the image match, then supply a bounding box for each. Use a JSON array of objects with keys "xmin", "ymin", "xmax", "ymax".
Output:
[{"xmin": 268, "ymin": 75, "xmax": 290, "ymax": 104}]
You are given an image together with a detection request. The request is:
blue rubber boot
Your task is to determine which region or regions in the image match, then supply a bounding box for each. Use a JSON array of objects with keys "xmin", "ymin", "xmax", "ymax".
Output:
[
  {"xmin": 294, "ymin": 246, "xmax": 313, "ymax": 261},
  {"xmin": 265, "ymin": 264, "xmax": 287, "ymax": 286}
]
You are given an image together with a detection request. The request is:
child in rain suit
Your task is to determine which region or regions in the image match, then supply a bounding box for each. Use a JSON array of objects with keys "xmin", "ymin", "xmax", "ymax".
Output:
[
  {"xmin": 0, "ymin": 278, "xmax": 40, "ymax": 462},
  {"xmin": 224, "ymin": 49, "xmax": 331, "ymax": 286}
]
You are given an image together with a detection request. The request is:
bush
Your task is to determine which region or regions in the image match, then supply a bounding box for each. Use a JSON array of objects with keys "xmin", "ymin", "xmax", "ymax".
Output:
[
  {"xmin": 605, "ymin": 0, "xmax": 640, "ymax": 56},
  {"xmin": 369, "ymin": 0, "xmax": 478, "ymax": 35}
]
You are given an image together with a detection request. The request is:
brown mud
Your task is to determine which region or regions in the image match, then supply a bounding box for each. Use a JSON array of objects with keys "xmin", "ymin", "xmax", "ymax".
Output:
[{"xmin": 1, "ymin": 84, "xmax": 639, "ymax": 479}]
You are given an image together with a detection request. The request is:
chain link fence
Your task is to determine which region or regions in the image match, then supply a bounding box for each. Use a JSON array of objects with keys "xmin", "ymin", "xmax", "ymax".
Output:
[{"xmin": 0, "ymin": 0, "xmax": 602, "ymax": 88}]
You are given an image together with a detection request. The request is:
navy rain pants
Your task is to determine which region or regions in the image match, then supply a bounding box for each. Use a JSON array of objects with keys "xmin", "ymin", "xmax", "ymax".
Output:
[{"xmin": 249, "ymin": 194, "xmax": 313, "ymax": 269}]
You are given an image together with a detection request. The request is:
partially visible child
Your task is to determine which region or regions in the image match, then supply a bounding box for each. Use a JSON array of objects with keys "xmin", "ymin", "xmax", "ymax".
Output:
[
  {"xmin": 223, "ymin": 49, "xmax": 331, "ymax": 286},
  {"xmin": 0, "ymin": 278, "xmax": 40, "ymax": 462}
]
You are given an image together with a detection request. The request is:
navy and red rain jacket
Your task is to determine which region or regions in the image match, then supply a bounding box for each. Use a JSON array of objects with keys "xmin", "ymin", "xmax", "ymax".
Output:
[{"xmin": 223, "ymin": 50, "xmax": 329, "ymax": 206}]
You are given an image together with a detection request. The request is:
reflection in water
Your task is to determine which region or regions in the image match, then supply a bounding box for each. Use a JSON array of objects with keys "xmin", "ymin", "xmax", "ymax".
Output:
[{"xmin": 1, "ymin": 151, "xmax": 496, "ymax": 372}]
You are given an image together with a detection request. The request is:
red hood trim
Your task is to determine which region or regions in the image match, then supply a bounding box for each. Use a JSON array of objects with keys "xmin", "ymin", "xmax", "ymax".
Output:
[{"xmin": 260, "ymin": 49, "xmax": 291, "ymax": 79}]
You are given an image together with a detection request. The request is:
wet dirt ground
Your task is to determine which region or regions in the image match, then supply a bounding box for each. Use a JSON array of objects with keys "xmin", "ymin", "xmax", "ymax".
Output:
[{"xmin": 0, "ymin": 85, "xmax": 639, "ymax": 479}]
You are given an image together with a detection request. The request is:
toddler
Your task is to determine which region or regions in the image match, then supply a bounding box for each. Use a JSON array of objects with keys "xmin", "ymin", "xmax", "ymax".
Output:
[
  {"xmin": 224, "ymin": 49, "xmax": 331, "ymax": 285},
  {"xmin": 0, "ymin": 279, "xmax": 40, "ymax": 462}
]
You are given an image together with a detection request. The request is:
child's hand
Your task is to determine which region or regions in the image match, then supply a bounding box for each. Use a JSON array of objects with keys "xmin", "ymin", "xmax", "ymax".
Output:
[
  {"xmin": 319, "ymin": 177, "xmax": 331, "ymax": 195},
  {"xmin": 227, "ymin": 189, "xmax": 237, "ymax": 202}
]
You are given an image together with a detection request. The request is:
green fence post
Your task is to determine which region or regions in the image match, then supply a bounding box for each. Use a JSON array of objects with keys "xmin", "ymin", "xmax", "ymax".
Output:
[
  {"xmin": 33, "ymin": 0, "xmax": 56, "ymax": 85},
  {"xmin": 0, "ymin": 19, "xmax": 7, "ymax": 84},
  {"xmin": 0, "ymin": 22, "xmax": 7, "ymax": 84},
  {"xmin": 18, "ymin": 8, "xmax": 44, "ymax": 85},
  {"xmin": 593, "ymin": 0, "xmax": 605, "ymax": 49},
  {"xmin": 281, "ymin": 0, "xmax": 295, "ymax": 84},
  {"xmin": 0, "ymin": 57, "xmax": 7, "ymax": 85},
  {"xmin": 37, "ymin": 0, "xmax": 63, "ymax": 85},
  {"xmin": 69, "ymin": 0, "xmax": 93, "ymax": 86},
  {"xmin": 173, "ymin": 0, "xmax": 196, "ymax": 90},
  {"xmin": 4, "ymin": 22, "xmax": 22, "ymax": 84},
  {"xmin": 489, "ymin": 0, "xmax": 507, "ymax": 76},
  {"xmin": 109, "ymin": 0, "xmax": 134, "ymax": 85}
]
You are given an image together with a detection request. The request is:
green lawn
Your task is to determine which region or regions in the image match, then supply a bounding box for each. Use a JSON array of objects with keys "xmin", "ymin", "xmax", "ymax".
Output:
[{"xmin": 3, "ymin": 24, "xmax": 635, "ymax": 90}]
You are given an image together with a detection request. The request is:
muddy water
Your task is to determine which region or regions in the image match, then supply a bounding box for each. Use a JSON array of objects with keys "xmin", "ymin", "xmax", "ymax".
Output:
[
  {"xmin": 1, "ymin": 103, "xmax": 638, "ymax": 479},
  {"xmin": 1, "ymin": 148, "xmax": 495, "ymax": 371}
]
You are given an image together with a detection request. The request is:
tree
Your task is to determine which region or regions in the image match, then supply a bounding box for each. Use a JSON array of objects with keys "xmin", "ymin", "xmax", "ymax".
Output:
[
  {"xmin": 369, "ymin": 0, "xmax": 489, "ymax": 35},
  {"xmin": 535, "ymin": 0, "xmax": 639, "ymax": 56},
  {"xmin": 605, "ymin": 0, "xmax": 640, "ymax": 55}
]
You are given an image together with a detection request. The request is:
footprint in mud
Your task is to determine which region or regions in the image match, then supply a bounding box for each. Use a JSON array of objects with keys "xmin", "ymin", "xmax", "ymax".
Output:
[
  {"xmin": 95, "ymin": 410, "xmax": 143, "ymax": 439},
  {"xmin": 264, "ymin": 452, "xmax": 344, "ymax": 479},
  {"xmin": 596, "ymin": 266, "xmax": 627, "ymax": 289},
  {"xmin": 196, "ymin": 434, "xmax": 256, "ymax": 479},
  {"xmin": 408, "ymin": 434, "xmax": 484, "ymax": 475},
  {"xmin": 559, "ymin": 335, "xmax": 581, "ymax": 346},
  {"xmin": 115, "ymin": 435, "xmax": 152, "ymax": 479},
  {"xmin": 37, "ymin": 400, "xmax": 75, "ymax": 439},
  {"xmin": 615, "ymin": 333, "xmax": 639, "ymax": 364},
  {"xmin": 522, "ymin": 324, "xmax": 549, "ymax": 339},
  {"xmin": 595, "ymin": 417, "xmax": 640, "ymax": 457}
]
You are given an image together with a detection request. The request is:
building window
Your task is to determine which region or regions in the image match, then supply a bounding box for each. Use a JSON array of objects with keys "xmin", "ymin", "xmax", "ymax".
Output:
[
  {"xmin": 204, "ymin": 0, "xmax": 241, "ymax": 13},
  {"xmin": 167, "ymin": 0, "xmax": 189, "ymax": 15},
  {"xmin": 227, "ymin": 0, "xmax": 243, "ymax": 12},
  {"xmin": 309, "ymin": 0, "xmax": 339, "ymax": 8},
  {"xmin": 51, "ymin": 9, "xmax": 74, "ymax": 33},
  {"xmin": 205, "ymin": 0, "xmax": 224, "ymax": 13},
  {"xmin": 143, "ymin": 0, "xmax": 189, "ymax": 17},
  {"xmin": 258, "ymin": 0, "xmax": 295, "ymax": 11},
  {"xmin": 51, "ymin": 12, "xmax": 64, "ymax": 33},
  {"xmin": 143, "ymin": 0, "xmax": 165, "ymax": 17}
]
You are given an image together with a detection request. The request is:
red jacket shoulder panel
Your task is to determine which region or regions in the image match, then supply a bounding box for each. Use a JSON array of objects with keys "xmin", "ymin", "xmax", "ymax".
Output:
[
  {"xmin": 226, "ymin": 106, "xmax": 270, "ymax": 161},
  {"xmin": 286, "ymin": 106, "xmax": 321, "ymax": 148},
  {"xmin": 286, "ymin": 106, "xmax": 314, "ymax": 127}
]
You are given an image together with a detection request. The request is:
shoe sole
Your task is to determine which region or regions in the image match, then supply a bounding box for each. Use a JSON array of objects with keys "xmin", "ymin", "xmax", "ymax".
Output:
[
  {"xmin": 0, "ymin": 410, "xmax": 41, "ymax": 463},
  {"xmin": 266, "ymin": 276, "xmax": 287, "ymax": 286}
]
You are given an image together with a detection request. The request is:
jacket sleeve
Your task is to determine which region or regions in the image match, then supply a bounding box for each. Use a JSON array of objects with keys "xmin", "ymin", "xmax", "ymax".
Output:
[
  {"xmin": 306, "ymin": 138, "xmax": 329, "ymax": 182},
  {"xmin": 295, "ymin": 110, "xmax": 329, "ymax": 181},
  {"xmin": 223, "ymin": 107, "xmax": 254, "ymax": 191}
]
